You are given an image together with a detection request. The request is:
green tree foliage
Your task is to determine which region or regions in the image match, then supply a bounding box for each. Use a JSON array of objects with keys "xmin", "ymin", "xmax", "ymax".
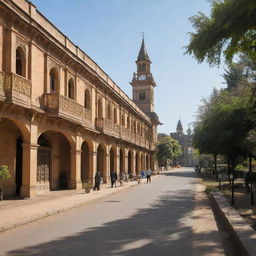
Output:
[
  {"xmin": 0, "ymin": 165, "xmax": 10, "ymax": 180},
  {"xmin": 185, "ymin": 0, "xmax": 256, "ymax": 65},
  {"xmin": 193, "ymin": 85, "xmax": 254, "ymax": 170},
  {"xmin": 156, "ymin": 136, "xmax": 182, "ymax": 167}
]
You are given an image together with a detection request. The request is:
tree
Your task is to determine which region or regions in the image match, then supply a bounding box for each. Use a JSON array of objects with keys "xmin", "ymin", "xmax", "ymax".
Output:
[
  {"xmin": 0, "ymin": 165, "xmax": 11, "ymax": 201},
  {"xmin": 185, "ymin": 0, "xmax": 256, "ymax": 65},
  {"xmin": 156, "ymin": 136, "xmax": 182, "ymax": 168}
]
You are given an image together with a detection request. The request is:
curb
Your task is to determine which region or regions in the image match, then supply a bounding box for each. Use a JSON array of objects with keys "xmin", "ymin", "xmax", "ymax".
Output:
[
  {"xmin": 210, "ymin": 191, "xmax": 256, "ymax": 256},
  {"xmin": 0, "ymin": 175, "xmax": 159, "ymax": 232}
]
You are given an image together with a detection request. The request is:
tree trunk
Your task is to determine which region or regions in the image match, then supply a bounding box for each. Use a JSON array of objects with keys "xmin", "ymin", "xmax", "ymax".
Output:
[{"xmin": 249, "ymin": 156, "xmax": 254, "ymax": 206}]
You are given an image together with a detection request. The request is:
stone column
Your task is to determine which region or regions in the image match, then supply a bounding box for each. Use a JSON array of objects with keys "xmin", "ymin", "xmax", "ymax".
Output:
[
  {"xmin": 20, "ymin": 142, "xmax": 38, "ymax": 198},
  {"xmin": 70, "ymin": 149, "xmax": 82, "ymax": 189},
  {"xmin": 124, "ymin": 148, "xmax": 128, "ymax": 174},
  {"xmin": 131, "ymin": 150, "xmax": 136, "ymax": 175}
]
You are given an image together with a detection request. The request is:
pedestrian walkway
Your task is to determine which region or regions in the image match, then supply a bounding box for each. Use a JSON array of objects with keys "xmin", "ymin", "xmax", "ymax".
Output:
[{"xmin": 0, "ymin": 177, "xmax": 156, "ymax": 232}]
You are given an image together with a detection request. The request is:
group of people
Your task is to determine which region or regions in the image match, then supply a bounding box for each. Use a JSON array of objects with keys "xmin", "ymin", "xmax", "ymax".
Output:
[{"xmin": 93, "ymin": 169, "xmax": 152, "ymax": 191}]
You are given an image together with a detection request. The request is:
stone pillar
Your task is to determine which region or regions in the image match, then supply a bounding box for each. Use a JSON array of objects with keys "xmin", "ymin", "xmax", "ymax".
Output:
[
  {"xmin": 131, "ymin": 150, "xmax": 136, "ymax": 175},
  {"xmin": 20, "ymin": 123, "xmax": 38, "ymax": 198},
  {"xmin": 116, "ymin": 145, "xmax": 120, "ymax": 176},
  {"xmin": 70, "ymin": 149, "xmax": 82, "ymax": 189},
  {"xmin": 105, "ymin": 151, "xmax": 110, "ymax": 183},
  {"xmin": 124, "ymin": 148, "xmax": 128, "ymax": 174},
  {"xmin": 69, "ymin": 136, "xmax": 83, "ymax": 189},
  {"xmin": 20, "ymin": 143, "xmax": 38, "ymax": 198}
]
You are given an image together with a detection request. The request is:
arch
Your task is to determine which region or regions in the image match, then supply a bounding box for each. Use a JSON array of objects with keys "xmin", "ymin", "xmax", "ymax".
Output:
[
  {"xmin": 0, "ymin": 118, "xmax": 25, "ymax": 197},
  {"xmin": 37, "ymin": 134, "xmax": 50, "ymax": 191},
  {"xmin": 109, "ymin": 147, "xmax": 115, "ymax": 172},
  {"xmin": 84, "ymin": 89, "xmax": 91, "ymax": 110},
  {"xmin": 97, "ymin": 143, "xmax": 106, "ymax": 182},
  {"xmin": 119, "ymin": 148, "xmax": 124, "ymax": 174},
  {"xmin": 68, "ymin": 78, "xmax": 75, "ymax": 99},
  {"xmin": 113, "ymin": 107, "xmax": 117, "ymax": 124},
  {"xmin": 81, "ymin": 140, "xmax": 91, "ymax": 182},
  {"xmin": 128, "ymin": 150, "xmax": 132, "ymax": 174},
  {"xmin": 37, "ymin": 130, "xmax": 71, "ymax": 191},
  {"xmin": 49, "ymin": 68, "xmax": 58, "ymax": 93},
  {"xmin": 146, "ymin": 155, "xmax": 149, "ymax": 169},
  {"xmin": 97, "ymin": 98, "xmax": 103, "ymax": 118},
  {"xmin": 135, "ymin": 153, "xmax": 139, "ymax": 175},
  {"xmin": 16, "ymin": 47, "xmax": 26, "ymax": 77}
]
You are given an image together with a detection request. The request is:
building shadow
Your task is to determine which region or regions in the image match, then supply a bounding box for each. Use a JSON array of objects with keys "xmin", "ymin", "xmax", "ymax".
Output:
[{"xmin": 6, "ymin": 188, "xmax": 223, "ymax": 256}]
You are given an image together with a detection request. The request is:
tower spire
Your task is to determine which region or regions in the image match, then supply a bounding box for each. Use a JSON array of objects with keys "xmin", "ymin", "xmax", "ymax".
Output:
[{"xmin": 137, "ymin": 35, "xmax": 150, "ymax": 62}]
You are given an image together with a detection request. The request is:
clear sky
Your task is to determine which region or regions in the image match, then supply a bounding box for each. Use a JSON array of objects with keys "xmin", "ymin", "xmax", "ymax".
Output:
[{"xmin": 30, "ymin": 0, "xmax": 224, "ymax": 134}]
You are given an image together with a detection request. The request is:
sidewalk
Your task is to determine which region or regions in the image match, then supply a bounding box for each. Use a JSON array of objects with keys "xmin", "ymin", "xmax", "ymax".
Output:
[{"xmin": 0, "ymin": 177, "xmax": 157, "ymax": 232}]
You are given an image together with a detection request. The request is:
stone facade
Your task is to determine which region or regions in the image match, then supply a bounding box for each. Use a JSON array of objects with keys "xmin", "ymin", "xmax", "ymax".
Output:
[
  {"xmin": 0, "ymin": 0, "xmax": 159, "ymax": 198},
  {"xmin": 170, "ymin": 120, "xmax": 195, "ymax": 167}
]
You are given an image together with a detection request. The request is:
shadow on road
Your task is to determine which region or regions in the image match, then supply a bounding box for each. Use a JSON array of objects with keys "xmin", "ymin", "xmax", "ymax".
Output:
[{"xmin": 6, "ymin": 185, "xmax": 223, "ymax": 256}]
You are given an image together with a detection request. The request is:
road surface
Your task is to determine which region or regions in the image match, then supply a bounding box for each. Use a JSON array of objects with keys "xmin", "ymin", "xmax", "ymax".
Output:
[{"xmin": 0, "ymin": 168, "xmax": 225, "ymax": 256}]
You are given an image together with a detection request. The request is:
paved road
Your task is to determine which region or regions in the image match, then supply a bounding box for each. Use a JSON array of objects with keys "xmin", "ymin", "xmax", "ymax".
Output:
[{"xmin": 0, "ymin": 168, "xmax": 225, "ymax": 256}]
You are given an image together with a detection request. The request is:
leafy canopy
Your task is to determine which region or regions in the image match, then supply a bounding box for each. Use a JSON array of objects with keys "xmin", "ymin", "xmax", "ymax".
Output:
[{"xmin": 185, "ymin": 0, "xmax": 256, "ymax": 65}]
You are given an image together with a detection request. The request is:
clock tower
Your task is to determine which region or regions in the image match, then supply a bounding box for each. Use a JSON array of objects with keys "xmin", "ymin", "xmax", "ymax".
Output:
[{"xmin": 130, "ymin": 38, "xmax": 156, "ymax": 114}]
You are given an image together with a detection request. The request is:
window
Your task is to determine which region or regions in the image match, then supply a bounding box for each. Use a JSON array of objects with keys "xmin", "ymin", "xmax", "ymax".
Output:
[
  {"xmin": 84, "ymin": 89, "xmax": 91, "ymax": 110},
  {"xmin": 106, "ymin": 102, "xmax": 111, "ymax": 120},
  {"xmin": 114, "ymin": 108, "xmax": 117, "ymax": 124},
  {"xmin": 122, "ymin": 114, "xmax": 125, "ymax": 126},
  {"xmin": 49, "ymin": 68, "xmax": 58, "ymax": 93},
  {"xmin": 127, "ymin": 116, "xmax": 130, "ymax": 130},
  {"xmin": 97, "ymin": 98, "xmax": 103, "ymax": 118},
  {"xmin": 139, "ymin": 92, "xmax": 146, "ymax": 100},
  {"xmin": 68, "ymin": 79, "xmax": 75, "ymax": 99},
  {"xmin": 16, "ymin": 47, "xmax": 26, "ymax": 77}
]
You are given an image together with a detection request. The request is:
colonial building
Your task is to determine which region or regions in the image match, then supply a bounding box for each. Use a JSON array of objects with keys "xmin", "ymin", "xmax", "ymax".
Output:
[
  {"xmin": 170, "ymin": 120, "xmax": 195, "ymax": 167},
  {"xmin": 0, "ymin": 0, "xmax": 160, "ymax": 198}
]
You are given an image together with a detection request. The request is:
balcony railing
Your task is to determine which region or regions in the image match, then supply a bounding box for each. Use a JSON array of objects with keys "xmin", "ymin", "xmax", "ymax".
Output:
[
  {"xmin": 0, "ymin": 71, "xmax": 5, "ymax": 101},
  {"xmin": 95, "ymin": 118, "xmax": 120, "ymax": 138},
  {"xmin": 41, "ymin": 93, "xmax": 92, "ymax": 126},
  {"xmin": 4, "ymin": 73, "xmax": 31, "ymax": 107}
]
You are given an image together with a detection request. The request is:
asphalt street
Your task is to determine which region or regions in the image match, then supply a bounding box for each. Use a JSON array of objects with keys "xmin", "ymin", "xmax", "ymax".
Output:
[{"xmin": 0, "ymin": 168, "xmax": 225, "ymax": 256}]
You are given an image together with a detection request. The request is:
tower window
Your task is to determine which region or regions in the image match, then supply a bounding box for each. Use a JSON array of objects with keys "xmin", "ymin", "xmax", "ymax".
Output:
[{"xmin": 139, "ymin": 92, "xmax": 146, "ymax": 100}]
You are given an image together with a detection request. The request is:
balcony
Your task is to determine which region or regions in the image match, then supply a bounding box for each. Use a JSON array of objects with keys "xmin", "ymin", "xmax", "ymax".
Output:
[
  {"xmin": 0, "ymin": 71, "xmax": 5, "ymax": 101},
  {"xmin": 95, "ymin": 118, "xmax": 120, "ymax": 138},
  {"xmin": 41, "ymin": 93, "xmax": 92, "ymax": 126},
  {"xmin": 4, "ymin": 73, "xmax": 31, "ymax": 107}
]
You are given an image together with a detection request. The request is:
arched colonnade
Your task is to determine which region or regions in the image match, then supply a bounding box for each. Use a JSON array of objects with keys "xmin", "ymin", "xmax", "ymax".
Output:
[{"xmin": 0, "ymin": 117, "xmax": 154, "ymax": 198}]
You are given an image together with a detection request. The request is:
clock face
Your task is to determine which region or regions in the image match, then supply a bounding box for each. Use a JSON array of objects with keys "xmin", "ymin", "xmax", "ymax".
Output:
[{"xmin": 139, "ymin": 74, "xmax": 146, "ymax": 80}]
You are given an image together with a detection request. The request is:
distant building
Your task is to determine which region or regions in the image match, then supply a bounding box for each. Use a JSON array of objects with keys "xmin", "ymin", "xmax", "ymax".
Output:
[{"xmin": 170, "ymin": 120, "xmax": 195, "ymax": 167}]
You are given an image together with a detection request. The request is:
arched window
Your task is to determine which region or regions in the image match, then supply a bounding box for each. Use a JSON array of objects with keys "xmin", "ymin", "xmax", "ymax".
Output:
[
  {"xmin": 114, "ymin": 107, "xmax": 117, "ymax": 124},
  {"xmin": 84, "ymin": 89, "xmax": 91, "ymax": 110},
  {"xmin": 139, "ymin": 92, "xmax": 146, "ymax": 100},
  {"xmin": 97, "ymin": 98, "xmax": 103, "ymax": 118},
  {"xmin": 127, "ymin": 116, "xmax": 130, "ymax": 130},
  {"xmin": 106, "ymin": 102, "xmax": 111, "ymax": 120},
  {"xmin": 68, "ymin": 79, "xmax": 75, "ymax": 99},
  {"xmin": 16, "ymin": 47, "xmax": 26, "ymax": 77},
  {"xmin": 49, "ymin": 68, "xmax": 58, "ymax": 93},
  {"xmin": 122, "ymin": 114, "xmax": 125, "ymax": 126},
  {"xmin": 137, "ymin": 123, "xmax": 140, "ymax": 135}
]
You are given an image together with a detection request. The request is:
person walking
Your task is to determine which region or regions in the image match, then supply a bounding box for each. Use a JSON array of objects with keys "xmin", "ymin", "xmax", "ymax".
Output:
[
  {"xmin": 110, "ymin": 171, "xmax": 117, "ymax": 188},
  {"xmin": 93, "ymin": 171, "xmax": 101, "ymax": 191},
  {"xmin": 146, "ymin": 169, "xmax": 152, "ymax": 183},
  {"xmin": 120, "ymin": 172, "xmax": 124, "ymax": 186}
]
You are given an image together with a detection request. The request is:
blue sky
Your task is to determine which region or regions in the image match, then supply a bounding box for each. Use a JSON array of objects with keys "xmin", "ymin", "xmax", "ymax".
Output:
[{"xmin": 30, "ymin": 0, "xmax": 225, "ymax": 134}]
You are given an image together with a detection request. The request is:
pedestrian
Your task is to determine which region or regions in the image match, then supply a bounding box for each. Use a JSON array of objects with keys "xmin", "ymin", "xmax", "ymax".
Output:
[
  {"xmin": 120, "ymin": 172, "xmax": 124, "ymax": 186},
  {"xmin": 114, "ymin": 171, "xmax": 117, "ymax": 187},
  {"xmin": 93, "ymin": 171, "xmax": 101, "ymax": 191},
  {"xmin": 110, "ymin": 171, "xmax": 117, "ymax": 188},
  {"xmin": 146, "ymin": 169, "xmax": 152, "ymax": 183}
]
